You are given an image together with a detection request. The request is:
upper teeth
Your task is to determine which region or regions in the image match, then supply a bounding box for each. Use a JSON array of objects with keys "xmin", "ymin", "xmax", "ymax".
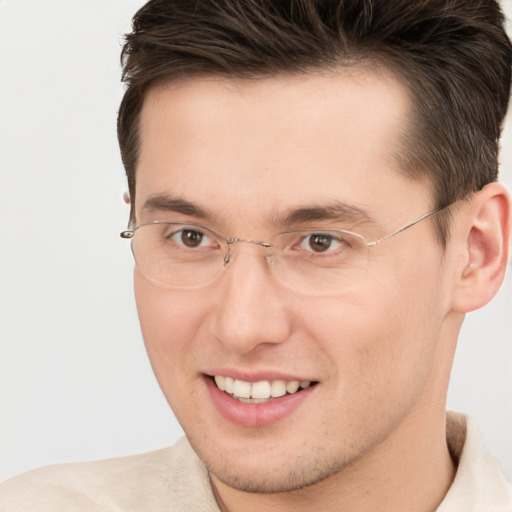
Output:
[{"xmin": 214, "ymin": 375, "xmax": 311, "ymax": 401}]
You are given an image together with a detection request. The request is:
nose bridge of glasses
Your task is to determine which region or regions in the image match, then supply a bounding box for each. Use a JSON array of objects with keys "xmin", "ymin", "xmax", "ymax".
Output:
[
  {"xmin": 223, "ymin": 238, "xmax": 274, "ymax": 268},
  {"xmin": 226, "ymin": 237, "xmax": 272, "ymax": 248}
]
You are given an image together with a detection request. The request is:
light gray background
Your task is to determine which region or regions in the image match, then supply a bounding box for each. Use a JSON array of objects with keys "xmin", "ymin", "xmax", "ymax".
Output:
[{"xmin": 0, "ymin": 0, "xmax": 511, "ymax": 483}]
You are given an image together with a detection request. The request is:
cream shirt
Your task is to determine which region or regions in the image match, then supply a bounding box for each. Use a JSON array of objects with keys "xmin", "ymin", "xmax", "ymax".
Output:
[{"xmin": 0, "ymin": 412, "xmax": 510, "ymax": 511}]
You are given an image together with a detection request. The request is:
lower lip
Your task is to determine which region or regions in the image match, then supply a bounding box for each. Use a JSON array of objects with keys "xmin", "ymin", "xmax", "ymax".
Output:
[{"xmin": 205, "ymin": 377, "xmax": 316, "ymax": 428}]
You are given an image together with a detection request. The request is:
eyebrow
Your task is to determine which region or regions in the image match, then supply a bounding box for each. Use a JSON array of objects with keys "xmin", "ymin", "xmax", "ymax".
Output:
[
  {"xmin": 142, "ymin": 195, "xmax": 211, "ymax": 219},
  {"xmin": 142, "ymin": 194, "xmax": 374, "ymax": 228},
  {"xmin": 276, "ymin": 202, "xmax": 375, "ymax": 227}
]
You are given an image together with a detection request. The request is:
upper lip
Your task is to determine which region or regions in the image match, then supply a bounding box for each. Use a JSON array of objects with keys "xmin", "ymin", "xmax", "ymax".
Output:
[{"xmin": 204, "ymin": 368, "xmax": 315, "ymax": 383}]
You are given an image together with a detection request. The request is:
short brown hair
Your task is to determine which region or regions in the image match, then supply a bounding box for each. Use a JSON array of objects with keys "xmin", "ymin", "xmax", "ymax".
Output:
[{"xmin": 118, "ymin": 0, "xmax": 512, "ymax": 242}]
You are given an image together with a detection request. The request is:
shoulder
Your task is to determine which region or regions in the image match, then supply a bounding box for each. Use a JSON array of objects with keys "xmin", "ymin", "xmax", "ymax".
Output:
[{"xmin": 0, "ymin": 437, "xmax": 219, "ymax": 512}]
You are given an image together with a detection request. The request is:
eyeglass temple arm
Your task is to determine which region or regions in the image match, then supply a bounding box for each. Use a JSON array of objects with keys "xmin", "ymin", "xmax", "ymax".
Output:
[{"xmin": 366, "ymin": 206, "xmax": 445, "ymax": 248}]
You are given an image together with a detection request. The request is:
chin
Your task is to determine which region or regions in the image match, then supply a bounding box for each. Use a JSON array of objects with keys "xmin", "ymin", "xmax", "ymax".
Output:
[
  {"xmin": 209, "ymin": 459, "xmax": 343, "ymax": 494},
  {"xmin": 186, "ymin": 431, "xmax": 359, "ymax": 494}
]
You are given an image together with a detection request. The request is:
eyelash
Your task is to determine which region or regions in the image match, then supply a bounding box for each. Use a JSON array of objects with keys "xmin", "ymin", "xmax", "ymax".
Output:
[
  {"xmin": 295, "ymin": 233, "xmax": 350, "ymax": 254},
  {"xmin": 158, "ymin": 223, "xmax": 354, "ymax": 257}
]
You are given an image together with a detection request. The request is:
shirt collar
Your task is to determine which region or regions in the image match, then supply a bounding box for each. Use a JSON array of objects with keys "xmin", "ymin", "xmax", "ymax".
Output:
[{"xmin": 437, "ymin": 411, "xmax": 512, "ymax": 511}]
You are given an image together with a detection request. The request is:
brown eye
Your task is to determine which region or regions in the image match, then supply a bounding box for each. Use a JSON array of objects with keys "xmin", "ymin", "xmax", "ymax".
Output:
[
  {"xmin": 308, "ymin": 234, "xmax": 333, "ymax": 252},
  {"xmin": 181, "ymin": 230, "xmax": 204, "ymax": 247}
]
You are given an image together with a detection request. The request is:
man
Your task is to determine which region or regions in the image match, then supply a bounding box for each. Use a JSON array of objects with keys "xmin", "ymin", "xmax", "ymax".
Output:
[{"xmin": 1, "ymin": 0, "xmax": 511, "ymax": 510}]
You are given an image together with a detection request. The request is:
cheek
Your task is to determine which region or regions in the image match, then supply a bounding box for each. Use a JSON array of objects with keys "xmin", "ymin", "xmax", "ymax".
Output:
[
  {"xmin": 134, "ymin": 272, "xmax": 207, "ymax": 381},
  {"xmin": 301, "ymin": 267, "xmax": 444, "ymax": 393}
]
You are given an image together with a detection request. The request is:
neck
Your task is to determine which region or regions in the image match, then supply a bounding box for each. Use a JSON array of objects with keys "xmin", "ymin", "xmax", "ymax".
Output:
[{"xmin": 211, "ymin": 409, "xmax": 456, "ymax": 512}]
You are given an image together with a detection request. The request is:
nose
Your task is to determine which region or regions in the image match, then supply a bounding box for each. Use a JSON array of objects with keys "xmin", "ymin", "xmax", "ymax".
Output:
[{"xmin": 210, "ymin": 244, "xmax": 293, "ymax": 355}]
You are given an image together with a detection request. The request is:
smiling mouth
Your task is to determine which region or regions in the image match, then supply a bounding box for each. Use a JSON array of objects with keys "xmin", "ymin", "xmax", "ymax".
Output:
[{"xmin": 211, "ymin": 375, "xmax": 317, "ymax": 403}]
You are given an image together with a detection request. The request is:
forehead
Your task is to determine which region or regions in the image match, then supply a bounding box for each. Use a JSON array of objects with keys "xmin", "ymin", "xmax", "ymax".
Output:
[{"xmin": 136, "ymin": 70, "xmax": 430, "ymax": 227}]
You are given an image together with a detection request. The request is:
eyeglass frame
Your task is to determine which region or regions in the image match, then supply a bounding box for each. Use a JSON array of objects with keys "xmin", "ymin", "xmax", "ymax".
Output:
[{"xmin": 119, "ymin": 203, "xmax": 451, "ymax": 291}]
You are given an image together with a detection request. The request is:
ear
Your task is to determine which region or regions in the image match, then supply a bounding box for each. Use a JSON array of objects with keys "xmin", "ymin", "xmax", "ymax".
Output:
[{"xmin": 451, "ymin": 182, "xmax": 511, "ymax": 313}]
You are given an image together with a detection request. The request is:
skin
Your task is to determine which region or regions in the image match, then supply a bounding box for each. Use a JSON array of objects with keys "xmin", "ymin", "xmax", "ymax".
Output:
[{"xmin": 132, "ymin": 70, "xmax": 508, "ymax": 511}]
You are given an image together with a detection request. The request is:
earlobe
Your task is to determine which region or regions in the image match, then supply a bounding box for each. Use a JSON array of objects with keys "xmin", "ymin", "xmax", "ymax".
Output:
[{"xmin": 451, "ymin": 182, "xmax": 510, "ymax": 313}]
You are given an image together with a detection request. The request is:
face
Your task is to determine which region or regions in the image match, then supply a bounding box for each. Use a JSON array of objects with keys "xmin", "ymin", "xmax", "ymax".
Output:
[{"xmin": 133, "ymin": 71, "xmax": 457, "ymax": 493}]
